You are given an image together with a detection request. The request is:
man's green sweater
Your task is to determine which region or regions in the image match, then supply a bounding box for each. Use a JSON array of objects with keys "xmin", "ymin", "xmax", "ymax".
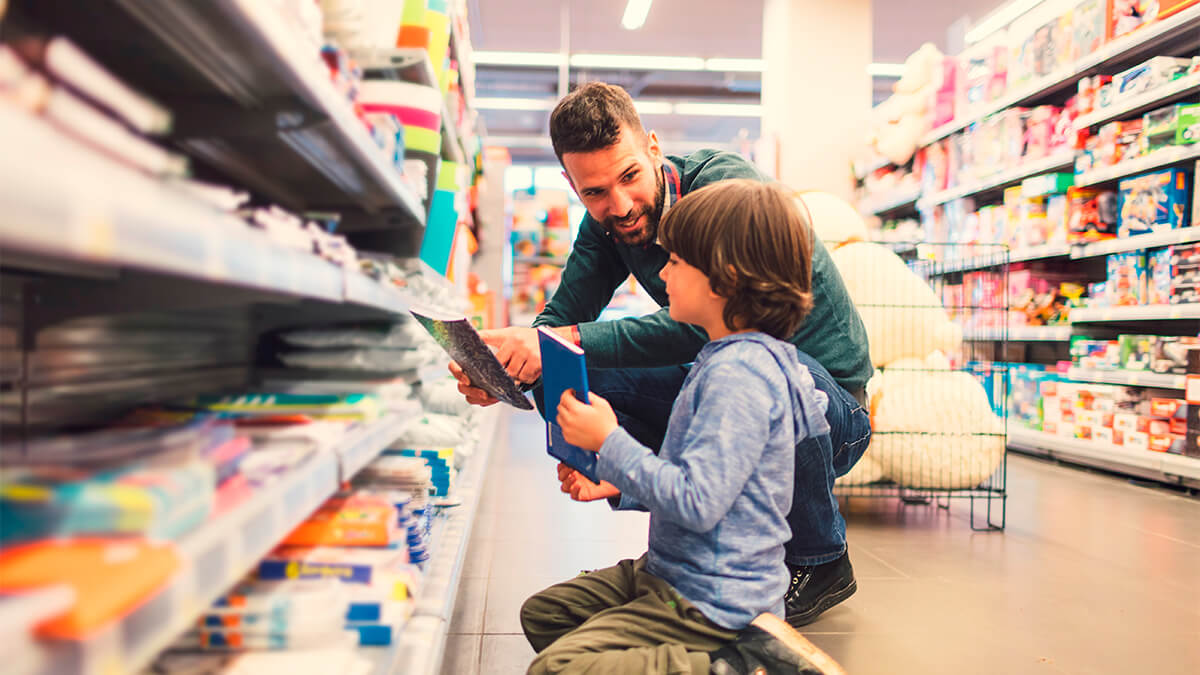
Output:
[{"xmin": 532, "ymin": 149, "xmax": 873, "ymax": 394}]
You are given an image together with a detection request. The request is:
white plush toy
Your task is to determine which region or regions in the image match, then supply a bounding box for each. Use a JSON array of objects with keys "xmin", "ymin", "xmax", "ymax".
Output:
[
  {"xmin": 796, "ymin": 191, "xmax": 869, "ymax": 249},
  {"xmin": 868, "ymin": 42, "xmax": 944, "ymax": 166},
  {"xmin": 863, "ymin": 352, "xmax": 1005, "ymax": 489},
  {"xmin": 829, "ymin": 242, "xmax": 960, "ymax": 367}
]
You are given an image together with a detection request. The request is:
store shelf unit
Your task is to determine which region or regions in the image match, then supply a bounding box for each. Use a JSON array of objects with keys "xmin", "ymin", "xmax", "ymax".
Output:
[
  {"xmin": 1009, "ymin": 428, "xmax": 1200, "ymax": 489},
  {"xmin": 860, "ymin": 188, "xmax": 922, "ymax": 217},
  {"xmin": 920, "ymin": 152, "xmax": 1076, "ymax": 207},
  {"xmin": 365, "ymin": 406, "xmax": 505, "ymax": 675},
  {"xmin": 920, "ymin": 3, "xmax": 1200, "ymax": 146},
  {"xmin": 36, "ymin": 413, "xmax": 417, "ymax": 675},
  {"xmin": 1075, "ymin": 144, "xmax": 1200, "ymax": 187},
  {"xmin": 1070, "ymin": 304, "xmax": 1200, "ymax": 323},
  {"xmin": 1073, "ymin": 71, "xmax": 1200, "ymax": 130},
  {"xmin": 922, "ymin": 242, "xmax": 1073, "ymax": 276},
  {"xmin": 514, "ymin": 255, "xmax": 569, "ymax": 267},
  {"xmin": 1071, "ymin": 226, "xmax": 1200, "ymax": 259},
  {"xmin": 966, "ymin": 325, "xmax": 1074, "ymax": 342},
  {"xmin": 1065, "ymin": 367, "xmax": 1186, "ymax": 390}
]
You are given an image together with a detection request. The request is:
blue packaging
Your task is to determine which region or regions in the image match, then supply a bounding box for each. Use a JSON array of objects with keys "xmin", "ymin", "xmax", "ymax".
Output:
[{"xmin": 1117, "ymin": 167, "xmax": 1192, "ymax": 237}]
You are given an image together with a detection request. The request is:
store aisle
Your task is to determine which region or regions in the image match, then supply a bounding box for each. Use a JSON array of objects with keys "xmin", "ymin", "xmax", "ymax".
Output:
[{"xmin": 444, "ymin": 410, "xmax": 1200, "ymax": 675}]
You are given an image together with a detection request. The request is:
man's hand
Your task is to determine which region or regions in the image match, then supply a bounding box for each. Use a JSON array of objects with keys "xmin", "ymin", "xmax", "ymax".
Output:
[
  {"xmin": 556, "ymin": 463, "xmax": 621, "ymax": 502},
  {"xmin": 479, "ymin": 327, "xmax": 543, "ymax": 384},
  {"xmin": 556, "ymin": 390, "xmax": 618, "ymax": 452},
  {"xmin": 448, "ymin": 361, "xmax": 499, "ymax": 407}
]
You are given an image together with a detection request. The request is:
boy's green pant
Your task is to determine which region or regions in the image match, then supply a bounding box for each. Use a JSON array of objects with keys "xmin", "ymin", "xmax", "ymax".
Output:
[{"xmin": 520, "ymin": 555, "xmax": 739, "ymax": 675}]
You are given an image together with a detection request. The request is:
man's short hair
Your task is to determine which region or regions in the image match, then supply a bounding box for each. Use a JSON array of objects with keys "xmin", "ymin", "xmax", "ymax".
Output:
[
  {"xmin": 658, "ymin": 179, "xmax": 815, "ymax": 340},
  {"xmin": 549, "ymin": 82, "xmax": 645, "ymax": 161}
]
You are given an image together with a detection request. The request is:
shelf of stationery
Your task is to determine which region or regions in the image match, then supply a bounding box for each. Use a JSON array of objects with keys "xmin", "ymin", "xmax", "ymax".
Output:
[
  {"xmin": 1074, "ymin": 71, "xmax": 1200, "ymax": 130},
  {"xmin": 364, "ymin": 405, "xmax": 505, "ymax": 675},
  {"xmin": 35, "ymin": 413, "xmax": 417, "ymax": 675},
  {"xmin": 447, "ymin": 15, "xmax": 476, "ymax": 112},
  {"xmin": 920, "ymin": 3, "xmax": 1200, "ymax": 147},
  {"xmin": 1070, "ymin": 304, "xmax": 1200, "ymax": 323},
  {"xmin": 86, "ymin": 0, "xmax": 426, "ymax": 224},
  {"xmin": 859, "ymin": 187, "xmax": 922, "ymax": 217},
  {"xmin": 1075, "ymin": 144, "xmax": 1200, "ymax": 187},
  {"xmin": 920, "ymin": 152, "xmax": 1076, "ymax": 207},
  {"xmin": 1065, "ymin": 367, "xmax": 1187, "ymax": 391},
  {"xmin": 0, "ymin": 106, "xmax": 415, "ymax": 318},
  {"xmin": 1008, "ymin": 427, "xmax": 1200, "ymax": 486}
]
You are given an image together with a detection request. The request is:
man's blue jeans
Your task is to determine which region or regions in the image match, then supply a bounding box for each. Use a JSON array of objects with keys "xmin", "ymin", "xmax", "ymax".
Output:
[{"xmin": 534, "ymin": 351, "xmax": 871, "ymax": 567}]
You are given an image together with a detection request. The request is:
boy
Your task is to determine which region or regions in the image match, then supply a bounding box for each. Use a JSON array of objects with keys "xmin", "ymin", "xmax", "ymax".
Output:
[{"xmin": 520, "ymin": 180, "xmax": 846, "ymax": 675}]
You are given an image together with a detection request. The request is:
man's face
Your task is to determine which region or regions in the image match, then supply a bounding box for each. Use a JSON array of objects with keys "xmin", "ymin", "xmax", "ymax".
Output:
[{"xmin": 561, "ymin": 125, "xmax": 665, "ymax": 246}]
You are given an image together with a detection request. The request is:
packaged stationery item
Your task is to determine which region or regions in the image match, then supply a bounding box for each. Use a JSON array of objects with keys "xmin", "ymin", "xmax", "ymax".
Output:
[
  {"xmin": 195, "ymin": 393, "xmax": 382, "ymax": 423},
  {"xmin": 281, "ymin": 494, "xmax": 399, "ymax": 547},
  {"xmin": 257, "ymin": 546, "xmax": 418, "ymax": 601}
]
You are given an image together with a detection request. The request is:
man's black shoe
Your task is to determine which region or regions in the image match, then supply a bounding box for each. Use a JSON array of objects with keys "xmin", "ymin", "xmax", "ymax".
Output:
[
  {"xmin": 709, "ymin": 613, "xmax": 845, "ymax": 675},
  {"xmin": 784, "ymin": 551, "xmax": 856, "ymax": 627}
]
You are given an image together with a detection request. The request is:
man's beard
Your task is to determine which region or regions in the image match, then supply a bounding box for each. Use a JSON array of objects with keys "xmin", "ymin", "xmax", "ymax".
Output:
[{"xmin": 602, "ymin": 168, "xmax": 665, "ymax": 246}]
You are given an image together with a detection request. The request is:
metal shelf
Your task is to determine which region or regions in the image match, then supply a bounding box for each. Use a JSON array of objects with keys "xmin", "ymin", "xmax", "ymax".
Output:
[
  {"xmin": 0, "ymin": 107, "xmax": 415, "ymax": 319},
  {"xmin": 965, "ymin": 325, "xmax": 1074, "ymax": 342},
  {"xmin": 859, "ymin": 188, "xmax": 921, "ymax": 217},
  {"xmin": 1070, "ymin": 304, "xmax": 1200, "ymax": 322},
  {"xmin": 38, "ymin": 413, "xmax": 415, "ymax": 675},
  {"xmin": 921, "ymin": 4, "xmax": 1200, "ymax": 147},
  {"xmin": 1009, "ymin": 427, "xmax": 1200, "ymax": 487},
  {"xmin": 920, "ymin": 152, "xmax": 1075, "ymax": 207},
  {"xmin": 1066, "ymin": 367, "xmax": 1186, "ymax": 390},
  {"xmin": 1074, "ymin": 71, "xmax": 1200, "ymax": 130},
  {"xmin": 1074, "ymin": 145, "xmax": 1200, "ymax": 187},
  {"xmin": 1070, "ymin": 227, "xmax": 1200, "ymax": 259},
  {"xmin": 921, "ymin": 243, "xmax": 1072, "ymax": 276},
  {"xmin": 365, "ymin": 406, "xmax": 505, "ymax": 675}
]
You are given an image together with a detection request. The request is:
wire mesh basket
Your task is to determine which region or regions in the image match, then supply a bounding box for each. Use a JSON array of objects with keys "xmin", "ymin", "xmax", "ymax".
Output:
[{"xmin": 832, "ymin": 241, "xmax": 1009, "ymax": 531}]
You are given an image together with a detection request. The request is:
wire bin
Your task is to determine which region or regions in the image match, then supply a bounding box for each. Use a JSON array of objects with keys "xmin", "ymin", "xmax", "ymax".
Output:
[{"xmin": 832, "ymin": 241, "xmax": 1009, "ymax": 531}]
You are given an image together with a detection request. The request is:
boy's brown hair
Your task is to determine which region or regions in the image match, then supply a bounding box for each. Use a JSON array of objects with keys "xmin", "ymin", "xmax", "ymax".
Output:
[
  {"xmin": 549, "ymin": 82, "xmax": 645, "ymax": 161},
  {"xmin": 658, "ymin": 179, "xmax": 814, "ymax": 339}
]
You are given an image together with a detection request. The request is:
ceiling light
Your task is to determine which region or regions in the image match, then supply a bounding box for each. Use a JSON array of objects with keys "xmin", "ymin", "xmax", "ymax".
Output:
[
  {"xmin": 705, "ymin": 58, "xmax": 765, "ymax": 72},
  {"xmin": 965, "ymin": 0, "xmax": 1045, "ymax": 44},
  {"xmin": 634, "ymin": 101, "xmax": 674, "ymax": 115},
  {"xmin": 621, "ymin": 0, "xmax": 653, "ymax": 30},
  {"xmin": 474, "ymin": 97, "xmax": 557, "ymax": 111},
  {"xmin": 672, "ymin": 102, "xmax": 762, "ymax": 117},
  {"xmin": 866, "ymin": 62, "xmax": 906, "ymax": 77},
  {"xmin": 473, "ymin": 50, "xmax": 564, "ymax": 67},
  {"xmin": 569, "ymin": 53, "xmax": 705, "ymax": 70}
]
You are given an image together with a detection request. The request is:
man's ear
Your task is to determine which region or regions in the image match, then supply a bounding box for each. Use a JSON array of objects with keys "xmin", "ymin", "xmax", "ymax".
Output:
[{"xmin": 646, "ymin": 130, "xmax": 663, "ymax": 162}]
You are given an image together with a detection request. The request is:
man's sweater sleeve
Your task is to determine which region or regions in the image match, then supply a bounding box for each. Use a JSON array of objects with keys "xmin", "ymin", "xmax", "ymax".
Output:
[
  {"xmin": 532, "ymin": 220, "xmax": 628, "ymax": 330},
  {"xmin": 594, "ymin": 362, "xmax": 772, "ymax": 533},
  {"xmin": 577, "ymin": 309, "xmax": 708, "ymax": 369}
]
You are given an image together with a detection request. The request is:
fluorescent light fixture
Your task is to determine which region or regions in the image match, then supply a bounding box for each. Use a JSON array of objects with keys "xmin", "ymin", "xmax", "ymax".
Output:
[
  {"xmin": 622, "ymin": 0, "xmax": 653, "ymax": 30},
  {"xmin": 487, "ymin": 134, "xmax": 554, "ymax": 149},
  {"xmin": 473, "ymin": 50, "xmax": 564, "ymax": 67},
  {"xmin": 634, "ymin": 101, "xmax": 674, "ymax": 115},
  {"xmin": 474, "ymin": 97, "xmax": 557, "ymax": 111},
  {"xmin": 866, "ymin": 62, "xmax": 906, "ymax": 77},
  {"xmin": 569, "ymin": 53, "xmax": 705, "ymax": 71},
  {"xmin": 965, "ymin": 0, "xmax": 1045, "ymax": 44},
  {"xmin": 705, "ymin": 58, "xmax": 765, "ymax": 72},
  {"xmin": 673, "ymin": 102, "xmax": 762, "ymax": 117}
]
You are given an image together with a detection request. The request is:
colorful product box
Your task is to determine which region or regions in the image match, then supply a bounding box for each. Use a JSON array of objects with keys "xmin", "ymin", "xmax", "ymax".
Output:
[
  {"xmin": 1023, "ymin": 172, "xmax": 1076, "ymax": 196},
  {"xmin": 1148, "ymin": 247, "xmax": 1173, "ymax": 305},
  {"xmin": 1180, "ymin": 104, "xmax": 1200, "ymax": 145},
  {"xmin": 1113, "ymin": 56, "xmax": 1191, "ymax": 97},
  {"xmin": 1113, "ymin": 413, "xmax": 1139, "ymax": 433},
  {"xmin": 1118, "ymin": 334, "xmax": 1156, "ymax": 370},
  {"xmin": 1124, "ymin": 431, "xmax": 1150, "ymax": 451},
  {"xmin": 1118, "ymin": 168, "xmax": 1191, "ymax": 237},
  {"xmin": 1095, "ymin": 427, "xmax": 1115, "ymax": 445},
  {"xmin": 1143, "ymin": 104, "xmax": 1186, "ymax": 154},
  {"xmin": 1067, "ymin": 187, "xmax": 1118, "ymax": 244},
  {"xmin": 1071, "ymin": 0, "xmax": 1108, "ymax": 60},
  {"xmin": 1106, "ymin": 252, "xmax": 1148, "ymax": 306},
  {"xmin": 1150, "ymin": 336, "xmax": 1200, "ymax": 374}
]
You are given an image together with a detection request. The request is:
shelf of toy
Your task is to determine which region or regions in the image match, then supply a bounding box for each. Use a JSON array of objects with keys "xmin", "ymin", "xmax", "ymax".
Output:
[
  {"xmin": 1009, "ymin": 428, "xmax": 1200, "ymax": 486},
  {"xmin": 0, "ymin": 107, "xmax": 422, "ymax": 322},
  {"xmin": 364, "ymin": 406, "xmax": 505, "ymax": 675},
  {"xmin": 1070, "ymin": 304, "xmax": 1200, "ymax": 322},
  {"xmin": 920, "ymin": 152, "xmax": 1075, "ymax": 207},
  {"xmin": 1074, "ymin": 71, "xmax": 1200, "ymax": 131},
  {"xmin": 1074, "ymin": 144, "xmax": 1200, "ymax": 187},
  {"xmin": 965, "ymin": 325, "xmax": 1074, "ymax": 342},
  {"xmin": 1069, "ymin": 227, "xmax": 1200, "ymax": 259},
  {"xmin": 36, "ymin": 413, "xmax": 414, "ymax": 675},
  {"xmin": 1066, "ymin": 367, "xmax": 1186, "ymax": 390},
  {"xmin": 514, "ymin": 255, "xmax": 569, "ymax": 267},
  {"xmin": 921, "ymin": 242, "xmax": 1073, "ymax": 276},
  {"xmin": 921, "ymin": 4, "xmax": 1200, "ymax": 147},
  {"xmin": 859, "ymin": 187, "xmax": 922, "ymax": 217}
]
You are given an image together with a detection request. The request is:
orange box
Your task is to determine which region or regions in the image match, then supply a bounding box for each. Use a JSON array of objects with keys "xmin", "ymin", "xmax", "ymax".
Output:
[
  {"xmin": 1112, "ymin": 429, "xmax": 1125, "ymax": 446},
  {"xmin": 282, "ymin": 495, "xmax": 398, "ymax": 547},
  {"xmin": 1148, "ymin": 434, "xmax": 1184, "ymax": 453},
  {"xmin": 1146, "ymin": 419, "xmax": 1171, "ymax": 436},
  {"xmin": 1076, "ymin": 425, "xmax": 1094, "ymax": 440},
  {"xmin": 1150, "ymin": 398, "xmax": 1185, "ymax": 418}
]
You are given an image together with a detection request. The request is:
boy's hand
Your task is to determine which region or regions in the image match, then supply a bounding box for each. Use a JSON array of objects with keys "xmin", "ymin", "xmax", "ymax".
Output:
[
  {"xmin": 556, "ymin": 390, "xmax": 617, "ymax": 452},
  {"xmin": 448, "ymin": 361, "xmax": 499, "ymax": 407},
  {"xmin": 556, "ymin": 463, "xmax": 621, "ymax": 502}
]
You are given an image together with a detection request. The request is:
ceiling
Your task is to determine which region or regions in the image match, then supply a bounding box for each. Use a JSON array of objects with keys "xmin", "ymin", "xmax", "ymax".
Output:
[{"xmin": 468, "ymin": 0, "xmax": 1007, "ymax": 162}]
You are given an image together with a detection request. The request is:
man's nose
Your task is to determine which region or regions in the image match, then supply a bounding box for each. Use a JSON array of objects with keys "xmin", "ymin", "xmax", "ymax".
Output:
[{"xmin": 609, "ymin": 188, "xmax": 633, "ymax": 219}]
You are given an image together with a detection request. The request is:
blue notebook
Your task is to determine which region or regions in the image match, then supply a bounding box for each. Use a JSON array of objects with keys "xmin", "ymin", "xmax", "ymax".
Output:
[{"xmin": 537, "ymin": 327, "xmax": 601, "ymax": 484}]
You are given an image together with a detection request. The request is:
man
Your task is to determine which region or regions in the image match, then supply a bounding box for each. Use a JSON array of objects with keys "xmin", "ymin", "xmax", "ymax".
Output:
[{"xmin": 453, "ymin": 82, "xmax": 872, "ymax": 627}]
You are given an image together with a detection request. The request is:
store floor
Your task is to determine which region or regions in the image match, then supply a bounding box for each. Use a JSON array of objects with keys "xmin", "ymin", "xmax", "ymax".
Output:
[{"xmin": 443, "ymin": 410, "xmax": 1200, "ymax": 675}]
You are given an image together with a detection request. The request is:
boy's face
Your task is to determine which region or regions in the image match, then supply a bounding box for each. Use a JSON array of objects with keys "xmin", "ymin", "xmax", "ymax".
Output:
[
  {"xmin": 561, "ymin": 124, "xmax": 665, "ymax": 246},
  {"xmin": 660, "ymin": 252, "xmax": 721, "ymax": 328}
]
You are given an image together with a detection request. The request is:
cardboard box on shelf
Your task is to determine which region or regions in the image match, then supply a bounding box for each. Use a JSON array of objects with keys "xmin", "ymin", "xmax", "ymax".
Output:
[
  {"xmin": 1125, "ymin": 430, "xmax": 1150, "ymax": 451},
  {"xmin": 1113, "ymin": 412, "xmax": 1139, "ymax": 433},
  {"xmin": 1096, "ymin": 426, "xmax": 1115, "ymax": 444},
  {"xmin": 1150, "ymin": 397, "xmax": 1186, "ymax": 418},
  {"xmin": 1117, "ymin": 168, "xmax": 1191, "ymax": 237}
]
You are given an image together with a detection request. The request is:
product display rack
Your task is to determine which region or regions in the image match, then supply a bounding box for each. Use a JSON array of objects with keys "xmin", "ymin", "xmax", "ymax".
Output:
[
  {"xmin": 919, "ymin": 151, "xmax": 1076, "ymax": 207},
  {"xmin": 1073, "ymin": 70, "xmax": 1200, "ymax": 130},
  {"xmin": 1009, "ymin": 427, "xmax": 1200, "ymax": 488},
  {"xmin": 860, "ymin": 188, "xmax": 922, "ymax": 218},
  {"xmin": 1074, "ymin": 144, "xmax": 1200, "ymax": 187},
  {"xmin": 1065, "ymin": 367, "xmax": 1186, "ymax": 391}
]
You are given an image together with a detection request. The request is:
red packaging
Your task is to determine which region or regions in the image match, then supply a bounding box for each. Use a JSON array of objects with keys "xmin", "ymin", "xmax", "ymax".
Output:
[{"xmin": 1150, "ymin": 398, "xmax": 1185, "ymax": 418}]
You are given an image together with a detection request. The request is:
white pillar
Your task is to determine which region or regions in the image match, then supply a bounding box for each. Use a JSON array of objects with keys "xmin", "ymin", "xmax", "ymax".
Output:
[{"xmin": 761, "ymin": 0, "xmax": 872, "ymax": 201}]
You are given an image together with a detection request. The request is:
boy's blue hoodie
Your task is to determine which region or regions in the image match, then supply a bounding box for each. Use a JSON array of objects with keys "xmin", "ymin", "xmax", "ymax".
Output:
[{"xmin": 596, "ymin": 331, "xmax": 830, "ymax": 629}]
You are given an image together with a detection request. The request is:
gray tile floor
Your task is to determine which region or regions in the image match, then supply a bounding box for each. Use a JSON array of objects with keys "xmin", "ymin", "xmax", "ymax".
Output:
[{"xmin": 443, "ymin": 410, "xmax": 1200, "ymax": 674}]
